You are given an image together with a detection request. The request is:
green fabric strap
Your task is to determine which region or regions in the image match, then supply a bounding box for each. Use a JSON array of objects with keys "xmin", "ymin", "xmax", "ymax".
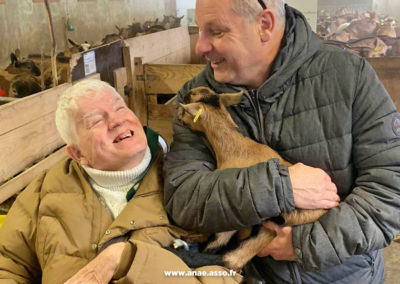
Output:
[{"xmin": 126, "ymin": 127, "xmax": 159, "ymax": 201}]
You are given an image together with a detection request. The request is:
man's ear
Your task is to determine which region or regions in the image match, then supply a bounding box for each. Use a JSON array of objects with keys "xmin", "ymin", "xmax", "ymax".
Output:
[
  {"xmin": 66, "ymin": 144, "xmax": 88, "ymax": 165},
  {"xmin": 258, "ymin": 9, "xmax": 275, "ymax": 43}
]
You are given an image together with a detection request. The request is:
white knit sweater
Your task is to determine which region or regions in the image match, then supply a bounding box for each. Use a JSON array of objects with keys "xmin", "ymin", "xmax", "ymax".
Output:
[{"xmin": 83, "ymin": 146, "xmax": 151, "ymax": 218}]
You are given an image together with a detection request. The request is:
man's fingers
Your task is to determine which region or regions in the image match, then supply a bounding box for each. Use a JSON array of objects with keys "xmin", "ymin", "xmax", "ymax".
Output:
[
  {"xmin": 322, "ymin": 200, "xmax": 340, "ymax": 209},
  {"xmin": 324, "ymin": 190, "xmax": 340, "ymax": 201},
  {"xmin": 262, "ymin": 220, "xmax": 279, "ymax": 231},
  {"xmin": 257, "ymin": 247, "xmax": 270, "ymax": 257}
]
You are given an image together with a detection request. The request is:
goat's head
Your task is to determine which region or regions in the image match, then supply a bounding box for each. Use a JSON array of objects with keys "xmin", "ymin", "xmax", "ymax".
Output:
[{"xmin": 178, "ymin": 86, "xmax": 243, "ymax": 132}]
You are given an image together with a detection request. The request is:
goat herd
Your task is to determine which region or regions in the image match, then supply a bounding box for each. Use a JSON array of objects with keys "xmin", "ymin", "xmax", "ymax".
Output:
[
  {"xmin": 1, "ymin": 9, "xmax": 400, "ymax": 100},
  {"xmin": 318, "ymin": 8, "xmax": 400, "ymax": 58},
  {"xmin": 0, "ymin": 15, "xmax": 183, "ymax": 100}
]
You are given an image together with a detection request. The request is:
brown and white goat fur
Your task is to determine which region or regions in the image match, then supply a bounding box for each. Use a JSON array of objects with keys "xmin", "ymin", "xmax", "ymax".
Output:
[{"xmin": 178, "ymin": 86, "xmax": 328, "ymax": 270}]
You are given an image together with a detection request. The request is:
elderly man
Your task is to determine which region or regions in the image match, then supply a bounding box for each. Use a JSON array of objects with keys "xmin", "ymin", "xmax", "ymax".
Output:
[
  {"xmin": 0, "ymin": 80, "xmax": 242, "ymax": 283},
  {"xmin": 163, "ymin": 0, "xmax": 400, "ymax": 283}
]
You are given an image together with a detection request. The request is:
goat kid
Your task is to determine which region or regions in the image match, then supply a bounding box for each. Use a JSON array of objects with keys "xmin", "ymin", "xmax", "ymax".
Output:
[{"xmin": 176, "ymin": 86, "xmax": 328, "ymax": 270}]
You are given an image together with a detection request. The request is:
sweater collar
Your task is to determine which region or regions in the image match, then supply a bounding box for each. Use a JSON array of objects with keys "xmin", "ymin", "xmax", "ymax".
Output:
[{"xmin": 82, "ymin": 146, "xmax": 151, "ymax": 189}]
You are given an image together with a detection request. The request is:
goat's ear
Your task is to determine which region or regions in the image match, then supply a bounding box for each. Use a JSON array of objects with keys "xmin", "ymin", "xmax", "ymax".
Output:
[
  {"xmin": 219, "ymin": 91, "xmax": 244, "ymax": 106},
  {"xmin": 180, "ymin": 102, "xmax": 203, "ymax": 118}
]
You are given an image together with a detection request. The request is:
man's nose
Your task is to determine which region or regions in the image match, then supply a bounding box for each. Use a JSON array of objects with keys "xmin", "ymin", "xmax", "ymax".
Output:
[
  {"xmin": 109, "ymin": 113, "xmax": 124, "ymax": 129},
  {"xmin": 196, "ymin": 31, "xmax": 212, "ymax": 55}
]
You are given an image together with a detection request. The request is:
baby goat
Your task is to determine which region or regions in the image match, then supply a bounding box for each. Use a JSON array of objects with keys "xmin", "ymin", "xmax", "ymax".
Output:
[{"xmin": 177, "ymin": 86, "xmax": 328, "ymax": 270}]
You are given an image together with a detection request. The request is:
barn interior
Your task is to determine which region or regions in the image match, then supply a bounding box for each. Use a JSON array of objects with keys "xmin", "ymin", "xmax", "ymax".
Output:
[{"xmin": 0, "ymin": 0, "xmax": 399, "ymax": 282}]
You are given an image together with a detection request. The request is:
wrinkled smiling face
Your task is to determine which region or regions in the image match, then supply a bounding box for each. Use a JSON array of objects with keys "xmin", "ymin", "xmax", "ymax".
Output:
[
  {"xmin": 195, "ymin": 0, "xmax": 263, "ymax": 86},
  {"xmin": 70, "ymin": 88, "xmax": 147, "ymax": 171}
]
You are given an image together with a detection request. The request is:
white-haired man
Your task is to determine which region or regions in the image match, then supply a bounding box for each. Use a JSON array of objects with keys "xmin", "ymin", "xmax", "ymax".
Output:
[
  {"xmin": 163, "ymin": 0, "xmax": 400, "ymax": 283},
  {"xmin": 0, "ymin": 80, "xmax": 242, "ymax": 283}
]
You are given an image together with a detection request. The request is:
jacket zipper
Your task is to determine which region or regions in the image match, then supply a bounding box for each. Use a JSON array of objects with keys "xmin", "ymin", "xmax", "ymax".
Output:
[
  {"xmin": 247, "ymin": 89, "xmax": 267, "ymax": 144},
  {"xmin": 289, "ymin": 262, "xmax": 302, "ymax": 284},
  {"xmin": 366, "ymin": 252, "xmax": 375, "ymax": 276}
]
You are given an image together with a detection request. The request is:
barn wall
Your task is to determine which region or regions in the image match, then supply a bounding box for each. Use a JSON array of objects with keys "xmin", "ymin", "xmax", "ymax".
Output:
[
  {"xmin": 373, "ymin": 0, "xmax": 400, "ymax": 20},
  {"xmin": 0, "ymin": 0, "xmax": 175, "ymax": 68},
  {"xmin": 318, "ymin": 0, "xmax": 373, "ymax": 11},
  {"xmin": 287, "ymin": 0, "xmax": 318, "ymax": 31}
]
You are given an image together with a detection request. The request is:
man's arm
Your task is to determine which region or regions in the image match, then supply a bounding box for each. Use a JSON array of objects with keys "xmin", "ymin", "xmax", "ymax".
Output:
[
  {"xmin": 164, "ymin": 117, "xmax": 295, "ymax": 233},
  {"xmin": 65, "ymin": 239, "xmax": 242, "ymax": 284},
  {"xmin": 291, "ymin": 58, "xmax": 400, "ymax": 271},
  {"xmin": 0, "ymin": 175, "xmax": 43, "ymax": 283},
  {"xmin": 64, "ymin": 242, "xmax": 126, "ymax": 284},
  {"xmin": 163, "ymin": 81, "xmax": 338, "ymax": 233}
]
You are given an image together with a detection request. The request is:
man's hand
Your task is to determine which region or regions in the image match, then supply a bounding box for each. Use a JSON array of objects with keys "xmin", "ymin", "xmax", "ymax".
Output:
[
  {"xmin": 64, "ymin": 242, "xmax": 126, "ymax": 284},
  {"xmin": 288, "ymin": 163, "xmax": 339, "ymax": 209},
  {"xmin": 257, "ymin": 221, "xmax": 294, "ymax": 261}
]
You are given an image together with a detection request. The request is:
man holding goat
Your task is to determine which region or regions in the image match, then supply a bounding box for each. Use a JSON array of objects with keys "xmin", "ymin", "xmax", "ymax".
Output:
[{"xmin": 163, "ymin": 0, "xmax": 400, "ymax": 283}]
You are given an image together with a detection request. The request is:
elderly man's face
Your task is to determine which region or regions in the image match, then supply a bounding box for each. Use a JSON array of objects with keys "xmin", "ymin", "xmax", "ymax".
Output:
[
  {"xmin": 70, "ymin": 88, "xmax": 147, "ymax": 171},
  {"xmin": 195, "ymin": 0, "xmax": 265, "ymax": 88}
]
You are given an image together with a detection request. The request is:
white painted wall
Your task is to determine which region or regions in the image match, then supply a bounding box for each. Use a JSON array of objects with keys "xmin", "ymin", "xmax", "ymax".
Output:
[
  {"xmin": 176, "ymin": 0, "xmax": 196, "ymax": 26},
  {"xmin": 373, "ymin": 0, "xmax": 400, "ymax": 20},
  {"xmin": 0, "ymin": 0, "xmax": 175, "ymax": 68},
  {"xmin": 286, "ymin": 0, "xmax": 318, "ymax": 31},
  {"xmin": 176, "ymin": 0, "xmax": 318, "ymax": 30}
]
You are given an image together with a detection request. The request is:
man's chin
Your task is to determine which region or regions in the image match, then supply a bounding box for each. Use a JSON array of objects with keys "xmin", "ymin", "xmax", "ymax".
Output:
[{"xmin": 214, "ymin": 72, "xmax": 234, "ymax": 85}]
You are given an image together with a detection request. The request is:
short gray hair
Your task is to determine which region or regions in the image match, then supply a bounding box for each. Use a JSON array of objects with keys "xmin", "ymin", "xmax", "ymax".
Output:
[
  {"xmin": 231, "ymin": 0, "xmax": 285, "ymax": 26},
  {"xmin": 55, "ymin": 80, "xmax": 123, "ymax": 145}
]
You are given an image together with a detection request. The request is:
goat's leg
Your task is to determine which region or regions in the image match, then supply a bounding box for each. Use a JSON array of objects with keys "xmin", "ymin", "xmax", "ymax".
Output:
[
  {"xmin": 222, "ymin": 228, "xmax": 276, "ymax": 271},
  {"xmin": 204, "ymin": 230, "xmax": 237, "ymax": 251},
  {"xmin": 282, "ymin": 208, "xmax": 327, "ymax": 226}
]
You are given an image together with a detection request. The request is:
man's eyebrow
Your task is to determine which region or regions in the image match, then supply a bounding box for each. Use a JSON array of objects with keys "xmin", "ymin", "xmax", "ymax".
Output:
[{"xmin": 82, "ymin": 110, "xmax": 103, "ymax": 121}]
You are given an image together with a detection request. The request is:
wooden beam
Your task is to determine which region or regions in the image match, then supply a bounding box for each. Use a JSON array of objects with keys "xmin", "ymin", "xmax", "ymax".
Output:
[
  {"xmin": 148, "ymin": 120, "xmax": 174, "ymax": 146},
  {"xmin": 124, "ymin": 27, "xmax": 191, "ymax": 64},
  {"xmin": 148, "ymin": 104, "xmax": 175, "ymax": 121},
  {"xmin": 144, "ymin": 64, "xmax": 205, "ymax": 94},
  {"xmin": 0, "ymin": 147, "xmax": 66, "ymax": 204},
  {"xmin": 113, "ymin": 67, "xmax": 128, "ymax": 102},
  {"xmin": 44, "ymin": 0, "xmax": 58, "ymax": 87},
  {"xmin": 133, "ymin": 58, "xmax": 148, "ymax": 125},
  {"xmin": 0, "ymin": 83, "xmax": 70, "ymax": 136},
  {"xmin": 0, "ymin": 112, "xmax": 65, "ymax": 185},
  {"xmin": 367, "ymin": 57, "xmax": 400, "ymax": 111}
]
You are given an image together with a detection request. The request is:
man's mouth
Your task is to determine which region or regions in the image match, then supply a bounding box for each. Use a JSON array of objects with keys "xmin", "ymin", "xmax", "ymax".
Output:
[
  {"xmin": 209, "ymin": 58, "xmax": 225, "ymax": 68},
  {"xmin": 113, "ymin": 130, "xmax": 134, "ymax": 143}
]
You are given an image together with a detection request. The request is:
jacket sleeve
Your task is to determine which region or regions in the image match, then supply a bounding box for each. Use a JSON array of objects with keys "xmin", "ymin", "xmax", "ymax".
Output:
[
  {"xmin": 0, "ymin": 174, "xmax": 43, "ymax": 283},
  {"xmin": 292, "ymin": 58, "xmax": 400, "ymax": 271},
  {"xmin": 163, "ymin": 82, "xmax": 295, "ymax": 233},
  {"xmin": 112, "ymin": 240, "xmax": 242, "ymax": 283}
]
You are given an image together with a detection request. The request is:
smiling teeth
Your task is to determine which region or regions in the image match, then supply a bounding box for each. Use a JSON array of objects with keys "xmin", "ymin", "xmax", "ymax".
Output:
[
  {"xmin": 122, "ymin": 133, "xmax": 132, "ymax": 139},
  {"xmin": 114, "ymin": 131, "xmax": 133, "ymax": 143}
]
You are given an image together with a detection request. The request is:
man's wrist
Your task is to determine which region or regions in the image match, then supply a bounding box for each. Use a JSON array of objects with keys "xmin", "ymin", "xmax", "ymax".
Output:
[{"xmin": 113, "ymin": 241, "xmax": 137, "ymax": 280}]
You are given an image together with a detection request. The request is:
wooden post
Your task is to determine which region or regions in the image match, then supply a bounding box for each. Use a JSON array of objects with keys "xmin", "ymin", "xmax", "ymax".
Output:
[
  {"xmin": 63, "ymin": 17, "xmax": 71, "ymax": 57},
  {"xmin": 132, "ymin": 58, "xmax": 148, "ymax": 126},
  {"xmin": 44, "ymin": 0, "xmax": 58, "ymax": 87}
]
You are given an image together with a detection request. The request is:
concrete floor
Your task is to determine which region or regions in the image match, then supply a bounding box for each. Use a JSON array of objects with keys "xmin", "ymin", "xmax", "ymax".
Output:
[{"xmin": 383, "ymin": 241, "xmax": 400, "ymax": 283}]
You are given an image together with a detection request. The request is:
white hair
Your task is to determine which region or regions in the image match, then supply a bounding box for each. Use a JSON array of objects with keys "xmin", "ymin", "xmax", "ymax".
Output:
[
  {"xmin": 55, "ymin": 80, "xmax": 123, "ymax": 145},
  {"xmin": 231, "ymin": 0, "xmax": 286, "ymax": 26}
]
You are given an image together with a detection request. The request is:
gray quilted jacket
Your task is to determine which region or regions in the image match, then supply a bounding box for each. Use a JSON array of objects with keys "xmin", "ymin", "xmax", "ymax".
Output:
[{"xmin": 163, "ymin": 6, "xmax": 400, "ymax": 284}]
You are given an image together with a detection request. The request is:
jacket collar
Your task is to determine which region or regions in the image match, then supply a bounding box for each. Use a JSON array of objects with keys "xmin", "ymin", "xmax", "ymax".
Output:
[{"xmin": 125, "ymin": 127, "xmax": 159, "ymax": 201}]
